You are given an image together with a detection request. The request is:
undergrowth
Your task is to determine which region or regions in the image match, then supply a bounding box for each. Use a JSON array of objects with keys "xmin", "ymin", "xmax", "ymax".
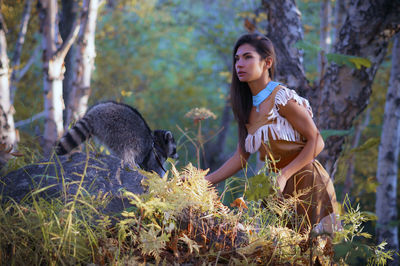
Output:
[{"xmin": 0, "ymin": 151, "xmax": 395, "ymax": 264}]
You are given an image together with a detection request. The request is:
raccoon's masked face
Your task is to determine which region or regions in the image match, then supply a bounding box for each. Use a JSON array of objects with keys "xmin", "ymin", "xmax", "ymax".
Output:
[{"xmin": 153, "ymin": 130, "xmax": 178, "ymax": 160}]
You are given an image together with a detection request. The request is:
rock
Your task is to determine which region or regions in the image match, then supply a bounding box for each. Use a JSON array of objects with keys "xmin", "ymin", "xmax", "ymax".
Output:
[{"xmin": 0, "ymin": 152, "xmax": 146, "ymax": 215}]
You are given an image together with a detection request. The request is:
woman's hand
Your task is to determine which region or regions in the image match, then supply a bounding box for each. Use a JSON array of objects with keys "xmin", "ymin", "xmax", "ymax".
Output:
[
  {"xmin": 204, "ymin": 145, "xmax": 250, "ymax": 185},
  {"xmin": 276, "ymin": 175, "xmax": 287, "ymax": 194},
  {"xmin": 276, "ymin": 170, "xmax": 289, "ymax": 194}
]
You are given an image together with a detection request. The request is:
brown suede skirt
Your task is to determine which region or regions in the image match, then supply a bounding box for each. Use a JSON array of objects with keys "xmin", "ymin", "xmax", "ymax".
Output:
[{"xmin": 260, "ymin": 139, "xmax": 340, "ymax": 234}]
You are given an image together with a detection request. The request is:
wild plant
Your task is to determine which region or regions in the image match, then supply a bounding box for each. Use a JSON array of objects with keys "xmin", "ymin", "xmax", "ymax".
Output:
[{"xmin": 0, "ymin": 122, "xmax": 395, "ymax": 265}]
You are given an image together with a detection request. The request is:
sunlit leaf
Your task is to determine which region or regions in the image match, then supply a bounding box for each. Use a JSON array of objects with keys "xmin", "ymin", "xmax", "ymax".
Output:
[
  {"xmin": 326, "ymin": 53, "xmax": 372, "ymax": 69},
  {"xmin": 348, "ymin": 57, "xmax": 372, "ymax": 69},
  {"xmin": 349, "ymin": 137, "xmax": 380, "ymax": 153}
]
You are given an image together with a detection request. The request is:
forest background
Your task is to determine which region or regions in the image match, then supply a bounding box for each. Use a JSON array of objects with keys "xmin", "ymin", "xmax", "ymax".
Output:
[{"xmin": 0, "ymin": 0, "xmax": 399, "ymax": 263}]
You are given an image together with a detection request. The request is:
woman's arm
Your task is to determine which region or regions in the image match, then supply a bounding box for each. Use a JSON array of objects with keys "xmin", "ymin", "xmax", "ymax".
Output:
[
  {"xmin": 276, "ymin": 100, "xmax": 325, "ymax": 190},
  {"xmin": 205, "ymin": 145, "xmax": 250, "ymax": 184}
]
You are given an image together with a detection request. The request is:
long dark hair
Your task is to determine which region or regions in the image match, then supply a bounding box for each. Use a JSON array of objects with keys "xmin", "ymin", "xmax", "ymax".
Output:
[{"xmin": 230, "ymin": 33, "xmax": 277, "ymax": 152}]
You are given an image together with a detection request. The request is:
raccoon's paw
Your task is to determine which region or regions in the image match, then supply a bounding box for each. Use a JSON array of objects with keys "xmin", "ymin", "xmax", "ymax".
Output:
[{"xmin": 54, "ymin": 143, "xmax": 68, "ymax": 155}]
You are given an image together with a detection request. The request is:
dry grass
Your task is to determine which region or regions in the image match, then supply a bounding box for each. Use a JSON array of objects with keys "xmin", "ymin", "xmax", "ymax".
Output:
[{"xmin": 0, "ymin": 158, "xmax": 395, "ymax": 265}]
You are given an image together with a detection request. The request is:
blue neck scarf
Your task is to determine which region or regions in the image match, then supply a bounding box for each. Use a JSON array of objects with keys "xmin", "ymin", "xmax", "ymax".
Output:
[{"xmin": 252, "ymin": 81, "xmax": 281, "ymax": 112}]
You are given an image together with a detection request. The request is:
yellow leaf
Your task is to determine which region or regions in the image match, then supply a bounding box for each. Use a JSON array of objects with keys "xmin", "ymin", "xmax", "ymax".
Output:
[
  {"xmin": 348, "ymin": 57, "xmax": 372, "ymax": 69},
  {"xmin": 121, "ymin": 90, "xmax": 133, "ymax": 97}
]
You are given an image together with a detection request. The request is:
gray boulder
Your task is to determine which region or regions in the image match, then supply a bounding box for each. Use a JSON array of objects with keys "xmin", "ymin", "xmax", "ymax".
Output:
[{"xmin": 0, "ymin": 152, "xmax": 146, "ymax": 215}]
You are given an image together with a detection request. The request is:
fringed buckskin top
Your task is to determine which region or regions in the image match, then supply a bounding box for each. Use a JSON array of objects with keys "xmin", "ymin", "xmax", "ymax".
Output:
[
  {"xmin": 245, "ymin": 86, "xmax": 313, "ymax": 154},
  {"xmin": 244, "ymin": 84, "xmax": 341, "ymax": 236}
]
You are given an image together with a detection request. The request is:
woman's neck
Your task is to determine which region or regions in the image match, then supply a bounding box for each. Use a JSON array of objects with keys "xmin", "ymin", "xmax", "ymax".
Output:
[{"xmin": 248, "ymin": 76, "xmax": 271, "ymax": 96}]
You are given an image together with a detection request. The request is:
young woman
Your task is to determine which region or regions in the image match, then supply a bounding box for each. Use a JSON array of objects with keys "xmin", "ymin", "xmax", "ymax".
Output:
[{"xmin": 205, "ymin": 33, "xmax": 339, "ymax": 234}]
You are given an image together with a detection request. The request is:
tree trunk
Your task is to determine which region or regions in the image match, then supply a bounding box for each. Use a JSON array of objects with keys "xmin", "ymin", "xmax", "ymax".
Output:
[
  {"xmin": 0, "ymin": 11, "xmax": 17, "ymax": 166},
  {"xmin": 317, "ymin": 0, "xmax": 400, "ymax": 176},
  {"xmin": 260, "ymin": 0, "xmax": 400, "ymax": 177},
  {"xmin": 318, "ymin": 0, "xmax": 331, "ymax": 81},
  {"xmin": 375, "ymin": 33, "xmax": 400, "ymax": 265},
  {"xmin": 65, "ymin": 0, "xmax": 100, "ymax": 127},
  {"xmin": 261, "ymin": 0, "xmax": 311, "ymax": 97},
  {"xmin": 38, "ymin": 0, "xmax": 80, "ymax": 154},
  {"xmin": 60, "ymin": 0, "xmax": 77, "ymax": 127}
]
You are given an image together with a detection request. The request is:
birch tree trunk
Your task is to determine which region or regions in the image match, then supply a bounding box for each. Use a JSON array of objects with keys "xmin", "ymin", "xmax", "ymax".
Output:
[
  {"xmin": 65, "ymin": 0, "xmax": 100, "ymax": 127},
  {"xmin": 38, "ymin": 0, "xmax": 80, "ymax": 154},
  {"xmin": 375, "ymin": 33, "xmax": 400, "ymax": 265},
  {"xmin": 260, "ymin": 0, "xmax": 400, "ymax": 177},
  {"xmin": 0, "ymin": 11, "xmax": 16, "ymax": 166}
]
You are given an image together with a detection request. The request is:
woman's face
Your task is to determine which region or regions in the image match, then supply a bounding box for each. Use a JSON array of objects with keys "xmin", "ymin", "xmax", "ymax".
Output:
[{"xmin": 235, "ymin": 43, "xmax": 269, "ymax": 83}]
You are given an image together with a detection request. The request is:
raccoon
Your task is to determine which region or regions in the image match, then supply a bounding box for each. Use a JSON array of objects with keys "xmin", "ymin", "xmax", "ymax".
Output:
[{"xmin": 56, "ymin": 101, "xmax": 178, "ymax": 176}]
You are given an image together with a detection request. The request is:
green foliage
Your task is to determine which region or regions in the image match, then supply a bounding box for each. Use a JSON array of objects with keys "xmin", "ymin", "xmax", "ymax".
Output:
[
  {"xmin": 243, "ymin": 157, "xmax": 280, "ymax": 202},
  {"xmin": 367, "ymin": 241, "xmax": 397, "ymax": 266},
  {"xmin": 332, "ymin": 196, "xmax": 395, "ymax": 265},
  {"xmin": 349, "ymin": 137, "xmax": 380, "ymax": 154},
  {"xmin": 320, "ymin": 128, "xmax": 353, "ymax": 140},
  {"xmin": 245, "ymin": 172, "xmax": 275, "ymax": 200}
]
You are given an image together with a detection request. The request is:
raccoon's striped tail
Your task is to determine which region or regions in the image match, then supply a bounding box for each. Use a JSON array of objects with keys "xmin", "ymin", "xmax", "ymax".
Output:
[{"xmin": 55, "ymin": 119, "xmax": 92, "ymax": 155}]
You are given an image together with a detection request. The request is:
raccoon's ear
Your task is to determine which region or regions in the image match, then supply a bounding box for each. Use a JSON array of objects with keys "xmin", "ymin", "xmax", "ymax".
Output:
[{"xmin": 164, "ymin": 131, "xmax": 173, "ymax": 141}]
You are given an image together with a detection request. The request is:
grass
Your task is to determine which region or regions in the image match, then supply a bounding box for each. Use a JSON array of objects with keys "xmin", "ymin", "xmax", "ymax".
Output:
[{"xmin": 0, "ymin": 153, "xmax": 395, "ymax": 265}]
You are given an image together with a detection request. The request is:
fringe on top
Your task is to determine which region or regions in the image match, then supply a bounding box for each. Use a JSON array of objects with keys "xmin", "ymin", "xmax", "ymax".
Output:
[{"xmin": 245, "ymin": 87, "xmax": 313, "ymax": 154}]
